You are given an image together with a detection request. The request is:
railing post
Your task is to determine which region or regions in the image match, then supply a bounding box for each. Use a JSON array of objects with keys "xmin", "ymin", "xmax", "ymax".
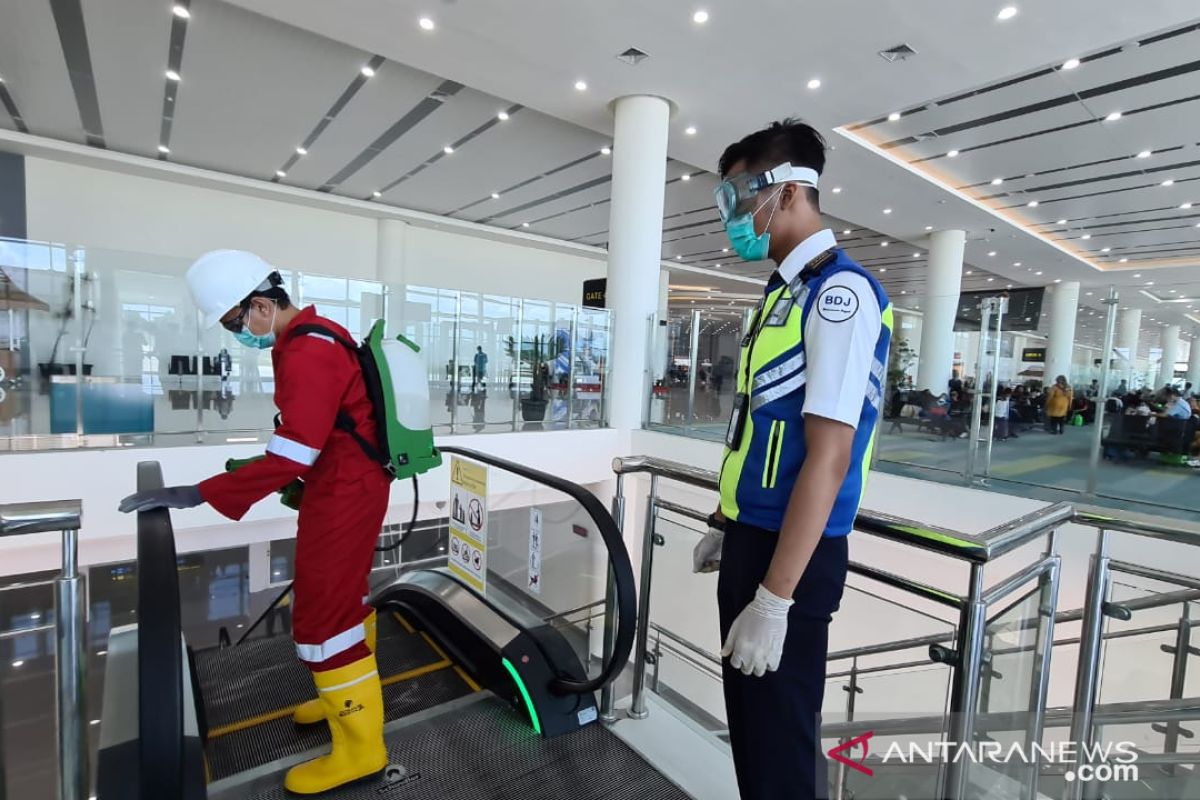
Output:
[
  {"xmin": 0, "ymin": 501, "xmax": 86, "ymax": 800},
  {"xmin": 1154, "ymin": 603, "xmax": 1192, "ymax": 776},
  {"xmin": 1065, "ymin": 529, "xmax": 1111, "ymax": 800},
  {"xmin": 942, "ymin": 563, "xmax": 987, "ymax": 800},
  {"xmin": 629, "ymin": 474, "xmax": 661, "ymax": 719},
  {"xmin": 834, "ymin": 657, "xmax": 863, "ymax": 800},
  {"xmin": 1024, "ymin": 556, "xmax": 1062, "ymax": 800},
  {"xmin": 599, "ymin": 474, "xmax": 626, "ymax": 722}
]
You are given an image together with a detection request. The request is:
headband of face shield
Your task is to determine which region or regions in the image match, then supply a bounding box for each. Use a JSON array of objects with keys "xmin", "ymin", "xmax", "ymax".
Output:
[{"xmin": 714, "ymin": 162, "xmax": 820, "ymax": 225}]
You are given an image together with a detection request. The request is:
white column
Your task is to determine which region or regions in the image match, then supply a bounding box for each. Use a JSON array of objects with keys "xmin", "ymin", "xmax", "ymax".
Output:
[
  {"xmin": 654, "ymin": 269, "xmax": 670, "ymax": 382},
  {"xmin": 376, "ymin": 219, "xmax": 407, "ymax": 286},
  {"xmin": 1117, "ymin": 307, "xmax": 1142, "ymax": 386},
  {"xmin": 916, "ymin": 229, "xmax": 965, "ymax": 393},
  {"xmin": 605, "ymin": 95, "xmax": 671, "ymax": 431},
  {"xmin": 1160, "ymin": 324, "xmax": 1181, "ymax": 387},
  {"xmin": 1186, "ymin": 335, "xmax": 1200, "ymax": 392},
  {"xmin": 1045, "ymin": 281, "xmax": 1080, "ymax": 385}
]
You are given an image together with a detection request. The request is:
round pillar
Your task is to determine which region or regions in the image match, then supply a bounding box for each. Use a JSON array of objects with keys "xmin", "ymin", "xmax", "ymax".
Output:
[
  {"xmin": 1117, "ymin": 308, "xmax": 1142, "ymax": 387},
  {"xmin": 1160, "ymin": 324, "xmax": 1181, "ymax": 387},
  {"xmin": 1045, "ymin": 281, "xmax": 1080, "ymax": 385},
  {"xmin": 915, "ymin": 229, "xmax": 965, "ymax": 394},
  {"xmin": 605, "ymin": 95, "xmax": 671, "ymax": 431}
]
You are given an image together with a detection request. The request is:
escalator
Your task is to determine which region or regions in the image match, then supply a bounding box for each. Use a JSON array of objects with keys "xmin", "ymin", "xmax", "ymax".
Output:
[{"xmin": 96, "ymin": 447, "xmax": 693, "ymax": 800}]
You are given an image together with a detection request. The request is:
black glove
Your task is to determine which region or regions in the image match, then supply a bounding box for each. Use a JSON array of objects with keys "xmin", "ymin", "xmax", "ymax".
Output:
[{"xmin": 118, "ymin": 485, "xmax": 204, "ymax": 513}]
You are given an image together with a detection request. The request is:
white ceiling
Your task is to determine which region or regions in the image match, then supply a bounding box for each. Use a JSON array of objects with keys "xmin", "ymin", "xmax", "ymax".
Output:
[{"xmin": 1, "ymin": 0, "xmax": 1198, "ymax": 348}]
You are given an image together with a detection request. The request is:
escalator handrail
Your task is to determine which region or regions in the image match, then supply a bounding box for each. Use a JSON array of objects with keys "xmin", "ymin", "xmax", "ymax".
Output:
[
  {"xmin": 438, "ymin": 446, "xmax": 636, "ymax": 695},
  {"xmin": 135, "ymin": 461, "xmax": 185, "ymax": 800}
]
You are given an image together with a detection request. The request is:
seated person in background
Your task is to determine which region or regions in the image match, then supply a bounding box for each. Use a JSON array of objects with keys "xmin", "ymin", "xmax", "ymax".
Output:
[
  {"xmin": 1127, "ymin": 393, "xmax": 1152, "ymax": 416},
  {"xmin": 994, "ymin": 389, "xmax": 1012, "ymax": 440},
  {"xmin": 1160, "ymin": 386, "xmax": 1193, "ymax": 420}
]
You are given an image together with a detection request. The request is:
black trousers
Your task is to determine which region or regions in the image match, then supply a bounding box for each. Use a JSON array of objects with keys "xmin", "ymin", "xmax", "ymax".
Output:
[{"xmin": 718, "ymin": 521, "xmax": 849, "ymax": 800}]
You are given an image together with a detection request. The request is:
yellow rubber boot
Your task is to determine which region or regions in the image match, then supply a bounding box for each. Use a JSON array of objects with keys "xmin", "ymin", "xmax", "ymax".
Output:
[
  {"xmin": 293, "ymin": 611, "xmax": 377, "ymax": 725},
  {"xmin": 284, "ymin": 654, "xmax": 388, "ymax": 795}
]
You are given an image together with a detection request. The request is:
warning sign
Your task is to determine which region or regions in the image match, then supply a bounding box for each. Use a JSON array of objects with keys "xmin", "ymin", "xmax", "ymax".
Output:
[
  {"xmin": 528, "ymin": 507, "xmax": 542, "ymax": 595},
  {"xmin": 449, "ymin": 457, "xmax": 488, "ymax": 592}
]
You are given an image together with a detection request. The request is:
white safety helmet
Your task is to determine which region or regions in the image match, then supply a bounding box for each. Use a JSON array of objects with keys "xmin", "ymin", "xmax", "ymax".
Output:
[{"xmin": 186, "ymin": 249, "xmax": 276, "ymax": 329}]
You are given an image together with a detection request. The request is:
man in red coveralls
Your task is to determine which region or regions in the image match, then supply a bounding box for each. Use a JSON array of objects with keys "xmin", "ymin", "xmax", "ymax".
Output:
[{"xmin": 119, "ymin": 249, "xmax": 391, "ymax": 794}]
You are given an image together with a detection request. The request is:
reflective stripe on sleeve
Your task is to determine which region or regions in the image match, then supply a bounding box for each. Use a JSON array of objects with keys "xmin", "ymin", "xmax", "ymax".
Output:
[
  {"xmin": 267, "ymin": 434, "xmax": 320, "ymax": 466},
  {"xmin": 753, "ymin": 351, "xmax": 806, "ymax": 392},
  {"xmin": 751, "ymin": 371, "xmax": 807, "ymax": 412}
]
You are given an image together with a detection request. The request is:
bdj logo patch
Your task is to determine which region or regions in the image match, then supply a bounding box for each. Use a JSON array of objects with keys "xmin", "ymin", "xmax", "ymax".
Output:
[{"xmin": 818, "ymin": 285, "xmax": 859, "ymax": 322}]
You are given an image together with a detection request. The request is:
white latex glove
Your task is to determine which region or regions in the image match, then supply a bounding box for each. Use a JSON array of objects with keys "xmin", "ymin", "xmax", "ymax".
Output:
[
  {"xmin": 692, "ymin": 526, "xmax": 725, "ymax": 573},
  {"xmin": 721, "ymin": 584, "xmax": 793, "ymax": 677}
]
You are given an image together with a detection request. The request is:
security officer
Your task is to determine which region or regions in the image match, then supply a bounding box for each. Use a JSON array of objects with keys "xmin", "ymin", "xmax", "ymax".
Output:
[
  {"xmin": 691, "ymin": 120, "xmax": 892, "ymax": 800},
  {"xmin": 119, "ymin": 250, "xmax": 390, "ymax": 795}
]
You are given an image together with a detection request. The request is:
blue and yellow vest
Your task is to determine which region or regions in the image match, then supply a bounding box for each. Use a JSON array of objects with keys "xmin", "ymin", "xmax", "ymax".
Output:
[{"xmin": 718, "ymin": 249, "xmax": 893, "ymax": 536}]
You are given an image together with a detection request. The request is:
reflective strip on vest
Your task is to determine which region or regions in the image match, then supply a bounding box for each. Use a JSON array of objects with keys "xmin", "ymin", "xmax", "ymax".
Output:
[
  {"xmin": 751, "ymin": 370, "xmax": 807, "ymax": 412},
  {"xmin": 267, "ymin": 434, "xmax": 320, "ymax": 466},
  {"xmin": 753, "ymin": 350, "xmax": 806, "ymax": 392},
  {"xmin": 295, "ymin": 623, "xmax": 366, "ymax": 664}
]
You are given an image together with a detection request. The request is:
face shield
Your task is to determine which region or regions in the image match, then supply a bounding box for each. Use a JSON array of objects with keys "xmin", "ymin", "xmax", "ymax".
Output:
[{"xmin": 714, "ymin": 162, "xmax": 820, "ymax": 224}]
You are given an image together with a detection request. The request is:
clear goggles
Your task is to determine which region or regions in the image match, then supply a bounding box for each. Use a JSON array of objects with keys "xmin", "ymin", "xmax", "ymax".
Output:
[{"xmin": 714, "ymin": 162, "xmax": 820, "ymax": 224}]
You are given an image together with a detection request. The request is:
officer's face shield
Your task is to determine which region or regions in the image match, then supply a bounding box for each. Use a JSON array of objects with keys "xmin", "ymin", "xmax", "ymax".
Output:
[{"xmin": 714, "ymin": 162, "xmax": 820, "ymax": 224}]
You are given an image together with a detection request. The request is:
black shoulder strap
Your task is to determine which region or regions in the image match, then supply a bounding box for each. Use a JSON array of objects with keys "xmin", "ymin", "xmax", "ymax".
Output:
[{"xmin": 286, "ymin": 323, "xmax": 388, "ymax": 467}]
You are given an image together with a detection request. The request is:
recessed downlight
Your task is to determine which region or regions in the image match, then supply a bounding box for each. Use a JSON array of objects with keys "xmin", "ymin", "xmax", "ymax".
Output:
[
  {"xmin": 1136, "ymin": 150, "xmax": 1152, "ymax": 159},
  {"xmin": 275, "ymin": 170, "xmax": 286, "ymax": 178},
  {"xmin": 1056, "ymin": 219, "xmax": 1067, "ymax": 225},
  {"xmin": 991, "ymin": 177, "xmax": 1003, "ymax": 185},
  {"xmin": 987, "ymin": 277, "xmax": 995, "ymax": 282},
  {"xmin": 880, "ymin": 241, "xmax": 889, "ymax": 247},
  {"xmin": 722, "ymin": 248, "xmax": 729, "ymax": 253},
  {"xmin": 882, "ymin": 208, "xmax": 892, "ymax": 214},
  {"xmin": 925, "ymin": 225, "xmax": 933, "ymax": 231},
  {"xmin": 497, "ymin": 110, "xmax": 509, "ymax": 121},
  {"xmin": 681, "ymin": 173, "xmax": 691, "ymax": 181},
  {"xmin": 1104, "ymin": 111, "xmax": 1122, "ymax": 122},
  {"xmin": 165, "ymin": 69, "xmax": 181, "ymax": 81},
  {"xmin": 684, "ymin": 126, "xmax": 697, "ymax": 136},
  {"xmin": 947, "ymin": 150, "xmax": 959, "ymax": 158},
  {"xmin": 1133, "ymin": 273, "xmax": 1142, "ymax": 278},
  {"xmin": 360, "ymin": 65, "xmax": 376, "ymax": 78},
  {"xmin": 418, "ymin": 16, "xmax": 435, "ymax": 31},
  {"xmin": 600, "ymin": 146, "xmax": 611, "ymax": 155},
  {"xmin": 443, "ymin": 145, "xmax": 454, "ymax": 155},
  {"xmin": 372, "ymin": 191, "xmax": 382, "ymax": 198},
  {"xmin": 522, "ymin": 222, "xmax": 531, "ymax": 228},
  {"xmin": 491, "ymin": 192, "xmax": 501, "ymax": 199},
  {"xmin": 842, "ymin": 229, "xmax": 850, "ymax": 235},
  {"xmin": 879, "ymin": 267, "xmax": 887, "ymax": 272},
  {"xmin": 988, "ymin": 251, "xmax": 997, "ymax": 257},
  {"xmin": 1101, "ymin": 247, "xmax": 1111, "ymax": 253},
  {"xmin": 1181, "ymin": 202, "xmax": 1193, "ymax": 210},
  {"xmin": 172, "ymin": 5, "xmax": 190, "ymax": 19},
  {"xmin": 1062, "ymin": 58, "xmax": 1080, "ymax": 70},
  {"xmin": 807, "ymin": 78, "xmax": 821, "ymax": 90},
  {"xmin": 692, "ymin": 9, "xmax": 709, "ymax": 24},
  {"xmin": 1119, "ymin": 258, "xmax": 1129, "ymax": 263},
  {"xmin": 912, "ymin": 253, "xmax": 920, "ymax": 258},
  {"xmin": 832, "ymin": 186, "xmax": 842, "ymax": 194},
  {"xmin": 574, "ymin": 80, "xmax": 588, "ymax": 91},
  {"xmin": 997, "ymin": 6, "xmax": 1018, "ymax": 20},
  {"xmin": 1014, "ymin": 262, "xmax": 1022, "ymax": 267},
  {"xmin": 157, "ymin": 145, "xmax": 170, "ymax": 154},
  {"xmin": 966, "ymin": 270, "xmax": 973, "ymax": 275},
  {"xmin": 295, "ymin": 146, "xmax": 307, "ymax": 156},
  {"xmin": 1026, "ymin": 200, "xmax": 1039, "ymax": 207},
  {"xmin": 1054, "ymin": 278, "xmax": 1062, "ymax": 283},
  {"xmin": 1081, "ymin": 234, "xmax": 1091, "ymax": 240},
  {"xmin": 887, "ymin": 112, "xmax": 901, "ymax": 122},
  {"xmin": 1162, "ymin": 179, "xmax": 1175, "ymax": 187}
]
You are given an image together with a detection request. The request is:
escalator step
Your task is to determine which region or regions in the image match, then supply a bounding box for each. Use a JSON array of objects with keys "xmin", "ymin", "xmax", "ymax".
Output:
[
  {"xmin": 242, "ymin": 697, "xmax": 693, "ymax": 800},
  {"xmin": 206, "ymin": 665, "xmax": 471, "ymax": 782}
]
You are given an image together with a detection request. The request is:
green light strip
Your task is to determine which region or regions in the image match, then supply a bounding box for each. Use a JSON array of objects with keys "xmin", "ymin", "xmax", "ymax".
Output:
[{"xmin": 501, "ymin": 657, "xmax": 542, "ymax": 735}]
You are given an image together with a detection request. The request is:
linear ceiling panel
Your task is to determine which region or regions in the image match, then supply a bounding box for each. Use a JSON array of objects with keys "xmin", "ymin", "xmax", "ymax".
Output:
[
  {"xmin": 0, "ymin": 0, "xmax": 87, "ymax": 144},
  {"xmin": 169, "ymin": 0, "xmax": 373, "ymax": 180}
]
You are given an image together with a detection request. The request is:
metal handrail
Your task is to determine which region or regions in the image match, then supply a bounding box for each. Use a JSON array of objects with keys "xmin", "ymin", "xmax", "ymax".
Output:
[
  {"xmin": 1074, "ymin": 508, "xmax": 1200, "ymax": 547},
  {"xmin": 649, "ymin": 622, "xmax": 722, "ymax": 668}
]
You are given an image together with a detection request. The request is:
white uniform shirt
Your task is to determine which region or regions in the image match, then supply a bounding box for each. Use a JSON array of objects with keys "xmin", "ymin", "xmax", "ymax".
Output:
[{"xmin": 777, "ymin": 229, "xmax": 882, "ymax": 429}]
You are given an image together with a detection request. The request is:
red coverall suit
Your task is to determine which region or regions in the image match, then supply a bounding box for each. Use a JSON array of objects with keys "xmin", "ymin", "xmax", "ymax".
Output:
[{"xmin": 199, "ymin": 306, "xmax": 391, "ymax": 672}]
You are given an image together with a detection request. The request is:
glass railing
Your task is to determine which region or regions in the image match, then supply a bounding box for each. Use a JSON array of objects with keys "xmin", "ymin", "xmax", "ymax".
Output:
[
  {"xmin": 645, "ymin": 290, "xmax": 1200, "ymax": 523},
  {"xmin": 0, "ymin": 237, "xmax": 612, "ymax": 452}
]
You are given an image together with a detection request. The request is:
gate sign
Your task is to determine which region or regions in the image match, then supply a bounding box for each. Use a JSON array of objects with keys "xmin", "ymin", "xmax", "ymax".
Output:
[
  {"xmin": 528, "ymin": 508, "xmax": 542, "ymax": 595},
  {"xmin": 1022, "ymin": 347, "xmax": 1046, "ymax": 363},
  {"xmin": 448, "ymin": 457, "xmax": 488, "ymax": 592}
]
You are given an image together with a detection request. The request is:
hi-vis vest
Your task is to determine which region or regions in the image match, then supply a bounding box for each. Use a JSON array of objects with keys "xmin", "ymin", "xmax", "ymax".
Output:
[{"xmin": 718, "ymin": 249, "xmax": 893, "ymax": 536}]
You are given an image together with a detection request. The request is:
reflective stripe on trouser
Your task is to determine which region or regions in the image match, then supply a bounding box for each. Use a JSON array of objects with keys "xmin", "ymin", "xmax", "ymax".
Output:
[{"xmin": 292, "ymin": 467, "xmax": 391, "ymax": 671}]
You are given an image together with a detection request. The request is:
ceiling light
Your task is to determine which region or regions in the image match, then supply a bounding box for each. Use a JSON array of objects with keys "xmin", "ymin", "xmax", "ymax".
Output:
[
  {"xmin": 842, "ymin": 229, "xmax": 850, "ymax": 235},
  {"xmin": 1081, "ymin": 234, "xmax": 1091, "ymax": 240},
  {"xmin": 1054, "ymin": 279, "xmax": 1062, "ymax": 283},
  {"xmin": 714, "ymin": 263, "xmax": 722, "ymax": 268},
  {"xmin": 675, "ymin": 255, "xmax": 682, "ymax": 260},
  {"xmin": 600, "ymin": 146, "xmax": 611, "ymax": 155},
  {"xmin": 418, "ymin": 16, "xmax": 435, "ymax": 31},
  {"xmin": 172, "ymin": 5, "xmax": 190, "ymax": 19},
  {"xmin": 1119, "ymin": 258, "xmax": 1129, "ymax": 263},
  {"xmin": 888, "ymin": 112, "xmax": 901, "ymax": 122},
  {"xmin": 295, "ymin": 146, "xmax": 307, "ymax": 156},
  {"xmin": 1101, "ymin": 247, "xmax": 1111, "ymax": 253},
  {"xmin": 1014, "ymin": 262, "xmax": 1022, "ymax": 267},
  {"xmin": 1062, "ymin": 58, "xmax": 1080, "ymax": 70},
  {"xmin": 997, "ymin": 6, "xmax": 1018, "ymax": 20},
  {"xmin": 1104, "ymin": 111, "xmax": 1122, "ymax": 122},
  {"xmin": 991, "ymin": 177, "xmax": 1004, "ymax": 185},
  {"xmin": 1036, "ymin": 271, "xmax": 1043, "ymax": 276},
  {"xmin": 807, "ymin": 78, "xmax": 822, "ymax": 90},
  {"xmin": 883, "ymin": 208, "xmax": 892, "ymax": 214},
  {"xmin": 1027, "ymin": 200, "xmax": 1039, "ymax": 207},
  {"xmin": 947, "ymin": 150, "xmax": 959, "ymax": 158},
  {"xmin": 1162, "ymin": 179, "xmax": 1175, "ymax": 187},
  {"xmin": 966, "ymin": 270, "xmax": 974, "ymax": 275},
  {"xmin": 988, "ymin": 251, "xmax": 997, "ymax": 257},
  {"xmin": 880, "ymin": 241, "xmax": 889, "ymax": 247},
  {"xmin": 685, "ymin": 126, "xmax": 697, "ymax": 136},
  {"xmin": 372, "ymin": 191, "xmax": 382, "ymax": 198},
  {"xmin": 1007, "ymin": 284, "xmax": 1013, "ymax": 289},
  {"xmin": 157, "ymin": 145, "xmax": 170, "ymax": 154},
  {"xmin": 497, "ymin": 110, "xmax": 509, "ymax": 121},
  {"xmin": 692, "ymin": 9, "xmax": 709, "ymax": 23},
  {"xmin": 880, "ymin": 268, "xmax": 887, "ymax": 272},
  {"xmin": 925, "ymin": 225, "xmax": 933, "ymax": 231},
  {"xmin": 901, "ymin": 290, "xmax": 907, "ymax": 295},
  {"xmin": 522, "ymin": 222, "xmax": 530, "ymax": 228},
  {"xmin": 165, "ymin": 69, "xmax": 181, "ymax": 81},
  {"xmin": 913, "ymin": 253, "xmax": 920, "ymax": 258},
  {"xmin": 491, "ymin": 192, "xmax": 501, "ymax": 199},
  {"xmin": 275, "ymin": 170, "xmax": 286, "ymax": 178},
  {"xmin": 11, "ymin": 661, "xmax": 23, "ymax": 668},
  {"xmin": 1134, "ymin": 273, "xmax": 1142, "ymax": 278},
  {"xmin": 443, "ymin": 145, "xmax": 454, "ymax": 155},
  {"xmin": 681, "ymin": 174, "xmax": 691, "ymax": 181},
  {"xmin": 1181, "ymin": 202, "xmax": 1193, "ymax": 209},
  {"xmin": 360, "ymin": 65, "xmax": 376, "ymax": 78},
  {"xmin": 832, "ymin": 186, "xmax": 842, "ymax": 194},
  {"xmin": 1057, "ymin": 219, "xmax": 1067, "ymax": 225},
  {"xmin": 1147, "ymin": 281, "xmax": 1155, "ymax": 286},
  {"xmin": 574, "ymin": 80, "xmax": 588, "ymax": 91},
  {"xmin": 1137, "ymin": 150, "xmax": 1152, "ymax": 159},
  {"xmin": 987, "ymin": 277, "xmax": 995, "ymax": 282}
]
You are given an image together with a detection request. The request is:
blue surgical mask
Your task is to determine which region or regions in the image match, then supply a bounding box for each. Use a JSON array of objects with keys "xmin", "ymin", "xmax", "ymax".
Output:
[
  {"xmin": 234, "ymin": 304, "xmax": 277, "ymax": 349},
  {"xmin": 724, "ymin": 187, "xmax": 784, "ymax": 262}
]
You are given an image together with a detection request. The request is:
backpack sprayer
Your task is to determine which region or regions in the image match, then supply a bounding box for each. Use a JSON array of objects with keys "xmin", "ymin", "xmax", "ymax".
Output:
[{"xmin": 229, "ymin": 321, "xmax": 442, "ymax": 644}]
